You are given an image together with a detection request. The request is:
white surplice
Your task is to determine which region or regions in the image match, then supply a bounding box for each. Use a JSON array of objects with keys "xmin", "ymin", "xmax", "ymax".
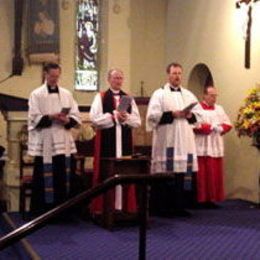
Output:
[
  {"xmin": 28, "ymin": 84, "xmax": 81, "ymax": 159},
  {"xmin": 146, "ymin": 83, "xmax": 198, "ymax": 174},
  {"xmin": 193, "ymin": 103, "xmax": 232, "ymax": 157}
]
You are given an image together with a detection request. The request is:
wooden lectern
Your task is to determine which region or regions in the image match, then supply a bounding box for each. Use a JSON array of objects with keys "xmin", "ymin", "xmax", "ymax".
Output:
[{"xmin": 99, "ymin": 157, "xmax": 150, "ymax": 229}]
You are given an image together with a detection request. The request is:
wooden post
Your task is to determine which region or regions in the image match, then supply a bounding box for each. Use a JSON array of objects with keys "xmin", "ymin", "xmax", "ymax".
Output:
[{"xmin": 12, "ymin": 0, "xmax": 24, "ymax": 75}]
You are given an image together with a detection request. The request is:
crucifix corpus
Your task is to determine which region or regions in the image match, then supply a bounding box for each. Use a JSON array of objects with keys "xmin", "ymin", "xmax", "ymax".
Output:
[{"xmin": 236, "ymin": 0, "xmax": 260, "ymax": 69}]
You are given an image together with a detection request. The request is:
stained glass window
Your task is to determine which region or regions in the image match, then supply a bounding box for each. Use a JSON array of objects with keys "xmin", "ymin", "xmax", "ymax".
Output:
[{"xmin": 75, "ymin": 0, "xmax": 99, "ymax": 91}]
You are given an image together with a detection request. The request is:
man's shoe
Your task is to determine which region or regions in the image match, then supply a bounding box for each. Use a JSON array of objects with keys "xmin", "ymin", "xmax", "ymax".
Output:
[
  {"xmin": 203, "ymin": 202, "xmax": 221, "ymax": 209},
  {"xmin": 173, "ymin": 209, "xmax": 192, "ymax": 217},
  {"xmin": 188, "ymin": 203, "xmax": 203, "ymax": 209},
  {"xmin": 152, "ymin": 209, "xmax": 192, "ymax": 218}
]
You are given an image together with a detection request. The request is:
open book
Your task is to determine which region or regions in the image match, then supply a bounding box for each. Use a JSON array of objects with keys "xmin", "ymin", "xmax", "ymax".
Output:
[
  {"xmin": 117, "ymin": 96, "xmax": 133, "ymax": 112},
  {"xmin": 182, "ymin": 102, "xmax": 197, "ymax": 113},
  {"xmin": 60, "ymin": 107, "xmax": 71, "ymax": 115}
]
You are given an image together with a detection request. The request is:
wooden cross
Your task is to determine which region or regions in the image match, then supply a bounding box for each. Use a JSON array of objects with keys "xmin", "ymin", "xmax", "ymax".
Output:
[{"xmin": 236, "ymin": 0, "xmax": 260, "ymax": 69}]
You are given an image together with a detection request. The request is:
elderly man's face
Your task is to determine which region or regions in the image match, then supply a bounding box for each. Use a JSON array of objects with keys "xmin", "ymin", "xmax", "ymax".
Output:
[
  {"xmin": 168, "ymin": 66, "xmax": 182, "ymax": 87},
  {"xmin": 108, "ymin": 70, "xmax": 124, "ymax": 91}
]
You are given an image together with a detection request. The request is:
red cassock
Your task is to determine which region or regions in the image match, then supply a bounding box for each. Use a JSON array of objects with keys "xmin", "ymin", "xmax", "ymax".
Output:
[
  {"xmin": 197, "ymin": 157, "xmax": 224, "ymax": 202},
  {"xmin": 90, "ymin": 130, "xmax": 137, "ymax": 214}
]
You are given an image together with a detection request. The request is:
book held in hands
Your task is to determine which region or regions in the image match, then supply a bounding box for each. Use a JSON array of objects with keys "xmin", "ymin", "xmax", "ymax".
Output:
[
  {"xmin": 117, "ymin": 96, "xmax": 133, "ymax": 112},
  {"xmin": 60, "ymin": 107, "xmax": 71, "ymax": 115},
  {"xmin": 182, "ymin": 102, "xmax": 197, "ymax": 113}
]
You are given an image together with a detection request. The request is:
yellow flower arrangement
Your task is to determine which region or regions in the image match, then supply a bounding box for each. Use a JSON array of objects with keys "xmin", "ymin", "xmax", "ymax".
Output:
[{"xmin": 235, "ymin": 86, "xmax": 260, "ymax": 147}]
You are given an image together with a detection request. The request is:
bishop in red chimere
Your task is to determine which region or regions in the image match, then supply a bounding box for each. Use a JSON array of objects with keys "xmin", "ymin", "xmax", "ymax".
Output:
[{"xmin": 89, "ymin": 68, "xmax": 141, "ymax": 215}]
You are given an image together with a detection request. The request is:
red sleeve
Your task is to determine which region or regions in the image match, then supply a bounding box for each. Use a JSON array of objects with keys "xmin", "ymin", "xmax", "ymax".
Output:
[
  {"xmin": 194, "ymin": 123, "xmax": 212, "ymax": 135},
  {"xmin": 221, "ymin": 123, "xmax": 232, "ymax": 135}
]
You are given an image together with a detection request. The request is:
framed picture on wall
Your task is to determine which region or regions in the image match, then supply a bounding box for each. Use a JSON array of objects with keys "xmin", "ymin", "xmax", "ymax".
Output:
[{"xmin": 27, "ymin": 0, "xmax": 60, "ymax": 63}]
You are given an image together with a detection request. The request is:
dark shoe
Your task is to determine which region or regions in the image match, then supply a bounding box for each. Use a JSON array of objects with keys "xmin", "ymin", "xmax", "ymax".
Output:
[
  {"xmin": 156, "ymin": 209, "xmax": 192, "ymax": 218},
  {"xmin": 205, "ymin": 202, "xmax": 221, "ymax": 209},
  {"xmin": 198, "ymin": 202, "xmax": 221, "ymax": 209},
  {"xmin": 47, "ymin": 214, "xmax": 77, "ymax": 224},
  {"xmin": 151, "ymin": 210, "xmax": 172, "ymax": 218},
  {"xmin": 188, "ymin": 203, "xmax": 203, "ymax": 209},
  {"xmin": 172, "ymin": 209, "xmax": 192, "ymax": 217}
]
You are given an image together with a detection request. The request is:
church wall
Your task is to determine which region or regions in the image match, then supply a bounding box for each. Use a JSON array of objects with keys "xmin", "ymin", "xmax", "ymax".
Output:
[
  {"xmin": 130, "ymin": 0, "xmax": 167, "ymax": 97},
  {"xmin": 0, "ymin": 0, "xmax": 166, "ymax": 103},
  {"xmin": 166, "ymin": 0, "xmax": 260, "ymax": 203},
  {"xmin": 0, "ymin": 0, "xmax": 14, "ymax": 83}
]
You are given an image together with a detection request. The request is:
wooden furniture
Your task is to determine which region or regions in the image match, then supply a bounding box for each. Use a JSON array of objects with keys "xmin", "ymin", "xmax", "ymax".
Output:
[
  {"xmin": 98, "ymin": 157, "xmax": 150, "ymax": 229},
  {"xmin": 74, "ymin": 138, "xmax": 94, "ymax": 175},
  {"xmin": 0, "ymin": 146, "xmax": 7, "ymax": 213},
  {"xmin": 19, "ymin": 139, "xmax": 95, "ymax": 218},
  {"xmin": 74, "ymin": 138, "xmax": 95, "ymax": 194},
  {"xmin": 19, "ymin": 144, "xmax": 34, "ymax": 218},
  {"xmin": 134, "ymin": 145, "xmax": 152, "ymax": 157}
]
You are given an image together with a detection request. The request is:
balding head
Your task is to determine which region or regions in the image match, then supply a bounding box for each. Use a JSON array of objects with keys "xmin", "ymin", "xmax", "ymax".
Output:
[{"xmin": 107, "ymin": 68, "xmax": 124, "ymax": 91}]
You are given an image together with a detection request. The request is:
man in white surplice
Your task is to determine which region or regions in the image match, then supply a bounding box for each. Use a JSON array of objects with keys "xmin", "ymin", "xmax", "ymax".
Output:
[
  {"xmin": 89, "ymin": 69, "xmax": 141, "ymax": 215},
  {"xmin": 28, "ymin": 63, "xmax": 81, "ymax": 216},
  {"xmin": 146, "ymin": 62, "xmax": 198, "ymax": 217}
]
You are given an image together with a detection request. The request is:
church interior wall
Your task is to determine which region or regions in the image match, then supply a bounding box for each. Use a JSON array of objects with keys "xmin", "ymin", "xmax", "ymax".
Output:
[{"xmin": 0, "ymin": 0, "xmax": 166, "ymax": 103}]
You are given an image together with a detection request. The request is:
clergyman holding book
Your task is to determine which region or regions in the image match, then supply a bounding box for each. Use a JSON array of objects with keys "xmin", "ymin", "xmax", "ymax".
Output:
[
  {"xmin": 89, "ymin": 68, "xmax": 141, "ymax": 217},
  {"xmin": 146, "ymin": 62, "xmax": 198, "ymax": 218}
]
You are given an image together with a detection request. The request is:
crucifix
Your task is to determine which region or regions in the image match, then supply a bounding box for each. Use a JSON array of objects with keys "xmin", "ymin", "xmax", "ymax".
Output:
[{"xmin": 236, "ymin": 0, "xmax": 260, "ymax": 69}]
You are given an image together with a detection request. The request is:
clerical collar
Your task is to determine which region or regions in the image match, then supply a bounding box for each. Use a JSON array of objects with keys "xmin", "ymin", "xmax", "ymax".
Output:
[
  {"xmin": 47, "ymin": 85, "xmax": 59, "ymax": 93},
  {"xmin": 110, "ymin": 88, "xmax": 120, "ymax": 96},
  {"xmin": 170, "ymin": 86, "xmax": 181, "ymax": 92}
]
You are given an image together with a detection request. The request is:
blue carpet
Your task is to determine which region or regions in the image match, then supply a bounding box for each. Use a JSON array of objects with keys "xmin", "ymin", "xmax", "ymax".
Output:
[
  {"xmin": 1, "ymin": 200, "xmax": 259, "ymax": 259},
  {"xmin": 0, "ymin": 217, "xmax": 29, "ymax": 259}
]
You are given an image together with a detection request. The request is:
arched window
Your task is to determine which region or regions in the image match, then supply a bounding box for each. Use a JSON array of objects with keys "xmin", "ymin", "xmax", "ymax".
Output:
[
  {"xmin": 187, "ymin": 63, "xmax": 214, "ymax": 98},
  {"xmin": 75, "ymin": 0, "xmax": 99, "ymax": 91}
]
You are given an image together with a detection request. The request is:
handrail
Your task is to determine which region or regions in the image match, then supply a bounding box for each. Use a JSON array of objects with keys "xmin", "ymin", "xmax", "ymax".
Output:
[
  {"xmin": 1, "ymin": 212, "xmax": 41, "ymax": 259},
  {"xmin": 0, "ymin": 173, "xmax": 175, "ymax": 258}
]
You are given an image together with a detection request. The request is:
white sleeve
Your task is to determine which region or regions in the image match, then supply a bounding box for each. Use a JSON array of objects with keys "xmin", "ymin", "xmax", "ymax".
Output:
[
  {"xmin": 146, "ymin": 90, "xmax": 163, "ymax": 132},
  {"xmin": 191, "ymin": 104, "xmax": 204, "ymax": 124},
  {"xmin": 28, "ymin": 91, "xmax": 44, "ymax": 131},
  {"xmin": 89, "ymin": 93, "xmax": 115, "ymax": 129},
  {"xmin": 68, "ymin": 94, "xmax": 81, "ymax": 125},
  {"xmin": 123, "ymin": 99, "xmax": 141, "ymax": 128},
  {"xmin": 218, "ymin": 106, "xmax": 232, "ymax": 126}
]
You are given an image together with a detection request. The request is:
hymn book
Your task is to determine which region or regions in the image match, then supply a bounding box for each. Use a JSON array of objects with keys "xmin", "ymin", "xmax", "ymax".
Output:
[
  {"xmin": 117, "ymin": 96, "xmax": 133, "ymax": 112},
  {"xmin": 181, "ymin": 102, "xmax": 197, "ymax": 113}
]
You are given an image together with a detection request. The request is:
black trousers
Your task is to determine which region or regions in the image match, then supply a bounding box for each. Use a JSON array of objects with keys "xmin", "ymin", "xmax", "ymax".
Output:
[
  {"xmin": 30, "ymin": 155, "xmax": 74, "ymax": 216},
  {"xmin": 149, "ymin": 173, "xmax": 196, "ymax": 214}
]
